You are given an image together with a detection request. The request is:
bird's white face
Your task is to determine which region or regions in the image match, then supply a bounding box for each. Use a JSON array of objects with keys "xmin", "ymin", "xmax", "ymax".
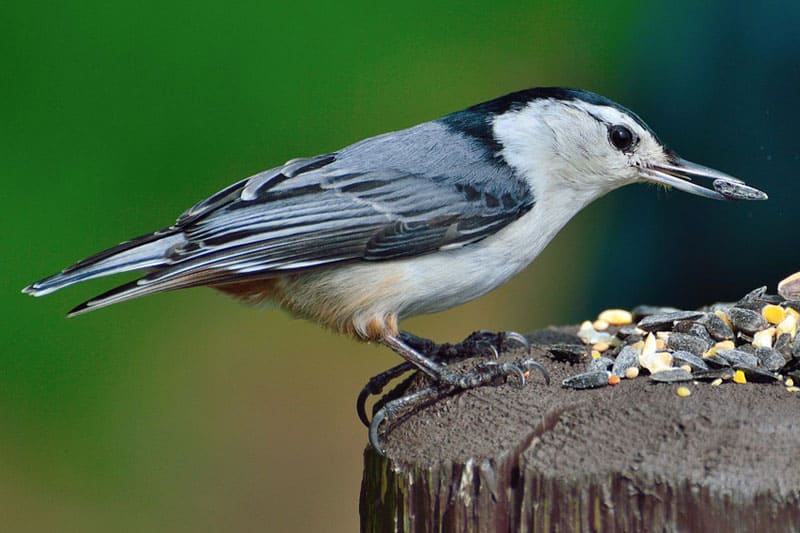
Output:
[
  {"xmin": 492, "ymin": 97, "xmax": 763, "ymax": 203},
  {"xmin": 545, "ymin": 100, "xmax": 668, "ymax": 190},
  {"xmin": 492, "ymin": 98, "xmax": 662, "ymax": 198}
]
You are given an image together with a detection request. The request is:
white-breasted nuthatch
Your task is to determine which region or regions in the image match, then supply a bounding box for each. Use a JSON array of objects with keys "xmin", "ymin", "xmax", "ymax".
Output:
[{"xmin": 24, "ymin": 87, "xmax": 767, "ymax": 449}]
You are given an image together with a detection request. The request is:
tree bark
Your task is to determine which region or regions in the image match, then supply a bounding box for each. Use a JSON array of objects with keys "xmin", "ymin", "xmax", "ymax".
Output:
[{"xmin": 360, "ymin": 330, "xmax": 800, "ymax": 532}]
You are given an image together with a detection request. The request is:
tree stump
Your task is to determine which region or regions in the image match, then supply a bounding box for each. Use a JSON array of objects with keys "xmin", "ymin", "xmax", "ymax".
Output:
[{"xmin": 360, "ymin": 329, "xmax": 800, "ymax": 532}]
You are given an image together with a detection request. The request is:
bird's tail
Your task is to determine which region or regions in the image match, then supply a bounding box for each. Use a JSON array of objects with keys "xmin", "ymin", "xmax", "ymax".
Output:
[{"xmin": 22, "ymin": 229, "xmax": 186, "ymax": 300}]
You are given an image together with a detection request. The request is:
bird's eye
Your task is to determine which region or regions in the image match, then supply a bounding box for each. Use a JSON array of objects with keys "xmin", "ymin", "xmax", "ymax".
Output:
[{"xmin": 609, "ymin": 125, "xmax": 635, "ymax": 152}]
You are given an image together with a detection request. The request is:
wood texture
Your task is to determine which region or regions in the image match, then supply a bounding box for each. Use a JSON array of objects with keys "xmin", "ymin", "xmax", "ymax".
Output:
[{"xmin": 360, "ymin": 330, "xmax": 800, "ymax": 532}]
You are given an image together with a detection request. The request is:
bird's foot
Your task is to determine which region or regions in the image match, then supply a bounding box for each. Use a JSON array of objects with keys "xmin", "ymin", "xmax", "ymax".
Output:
[
  {"xmin": 415, "ymin": 329, "xmax": 532, "ymax": 361},
  {"xmin": 369, "ymin": 385, "xmax": 447, "ymax": 455},
  {"xmin": 357, "ymin": 362, "xmax": 414, "ymax": 426},
  {"xmin": 438, "ymin": 357, "xmax": 549, "ymax": 389},
  {"xmin": 357, "ymin": 330, "xmax": 532, "ymax": 427},
  {"xmin": 368, "ymin": 357, "xmax": 550, "ymax": 454}
]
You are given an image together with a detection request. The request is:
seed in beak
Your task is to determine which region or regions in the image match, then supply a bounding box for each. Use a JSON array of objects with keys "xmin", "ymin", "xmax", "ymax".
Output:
[{"xmin": 712, "ymin": 179, "xmax": 769, "ymax": 201}]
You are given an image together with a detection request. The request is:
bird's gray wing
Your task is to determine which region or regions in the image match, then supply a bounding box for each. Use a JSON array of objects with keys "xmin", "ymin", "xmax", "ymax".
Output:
[
  {"xmin": 140, "ymin": 143, "xmax": 534, "ymax": 288},
  {"xmin": 45, "ymin": 119, "xmax": 539, "ymax": 315}
]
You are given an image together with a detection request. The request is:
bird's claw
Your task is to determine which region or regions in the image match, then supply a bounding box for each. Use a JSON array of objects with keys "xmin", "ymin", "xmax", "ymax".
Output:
[
  {"xmin": 461, "ymin": 330, "xmax": 530, "ymax": 359},
  {"xmin": 519, "ymin": 358, "xmax": 551, "ymax": 386},
  {"xmin": 369, "ymin": 357, "xmax": 550, "ymax": 454},
  {"xmin": 358, "ymin": 330, "xmax": 537, "ymax": 427},
  {"xmin": 369, "ymin": 386, "xmax": 445, "ymax": 455},
  {"xmin": 503, "ymin": 331, "xmax": 531, "ymax": 351},
  {"xmin": 356, "ymin": 362, "xmax": 414, "ymax": 426},
  {"xmin": 439, "ymin": 357, "xmax": 548, "ymax": 389}
]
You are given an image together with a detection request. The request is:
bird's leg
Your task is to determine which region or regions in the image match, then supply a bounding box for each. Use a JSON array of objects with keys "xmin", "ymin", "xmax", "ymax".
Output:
[
  {"xmin": 356, "ymin": 361, "xmax": 415, "ymax": 426},
  {"xmin": 364, "ymin": 333, "xmax": 550, "ymax": 453},
  {"xmin": 356, "ymin": 331, "xmax": 452, "ymax": 426},
  {"xmin": 399, "ymin": 329, "xmax": 531, "ymax": 360},
  {"xmin": 383, "ymin": 333, "xmax": 548, "ymax": 388},
  {"xmin": 368, "ymin": 384, "xmax": 451, "ymax": 455},
  {"xmin": 367, "ymin": 353, "xmax": 551, "ymax": 455},
  {"xmin": 357, "ymin": 329, "xmax": 534, "ymax": 426}
]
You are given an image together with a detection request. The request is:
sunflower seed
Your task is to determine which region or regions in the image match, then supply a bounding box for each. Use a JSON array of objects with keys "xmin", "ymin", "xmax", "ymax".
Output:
[
  {"xmin": 631, "ymin": 305, "xmax": 683, "ymax": 320},
  {"xmin": 703, "ymin": 354, "xmax": 731, "ymax": 367},
  {"xmin": 755, "ymin": 347, "xmax": 786, "ymax": 372},
  {"xmin": 667, "ymin": 333, "xmax": 712, "ymax": 356},
  {"xmin": 546, "ymin": 344, "xmax": 587, "ymax": 363},
  {"xmin": 694, "ymin": 368, "xmax": 736, "ymax": 381},
  {"xmin": 727, "ymin": 307, "xmax": 768, "ymax": 334},
  {"xmin": 717, "ymin": 349, "xmax": 760, "ymax": 368},
  {"xmin": 671, "ymin": 350, "xmax": 710, "ymax": 371},
  {"xmin": 702, "ymin": 313, "xmax": 735, "ymax": 341},
  {"xmin": 736, "ymin": 286, "xmax": 768, "ymax": 306},
  {"xmin": 611, "ymin": 345, "xmax": 640, "ymax": 376},
  {"xmin": 713, "ymin": 179, "xmax": 768, "ymax": 201},
  {"xmin": 774, "ymin": 333, "xmax": 793, "ymax": 360},
  {"xmin": 587, "ymin": 356, "xmax": 614, "ymax": 373},
  {"xmin": 637, "ymin": 311, "xmax": 706, "ymax": 332},
  {"xmin": 616, "ymin": 325, "xmax": 644, "ymax": 343},
  {"xmin": 562, "ymin": 371, "xmax": 609, "ymax": 390},
  {"xmin": 673, "ymin": 321, "xmax": 715, "ymax": 345},
  {"xmin": 649, "ymin": 368, "xmax": 693, "ymax": 383},
  {"xmin": 778, "ymin": 272, "xmax": 800, "ymax": 301}
]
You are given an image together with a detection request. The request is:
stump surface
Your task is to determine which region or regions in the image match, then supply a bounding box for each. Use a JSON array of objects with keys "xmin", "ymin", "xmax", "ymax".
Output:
[{"xmin": 360, "ymin": 329, "xmax": 800, "ymax": 532}]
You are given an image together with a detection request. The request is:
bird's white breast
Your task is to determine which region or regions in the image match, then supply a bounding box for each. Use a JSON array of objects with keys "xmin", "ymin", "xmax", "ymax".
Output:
[{"xmin": 288, "ymin": 179, "xmax": 600, "ymax": 331}]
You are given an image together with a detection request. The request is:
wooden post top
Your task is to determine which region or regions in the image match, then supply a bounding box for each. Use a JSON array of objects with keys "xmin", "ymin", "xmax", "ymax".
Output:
[{"xmin": 360, "ymin": 329, "xmax": 800, "ymax": 532}]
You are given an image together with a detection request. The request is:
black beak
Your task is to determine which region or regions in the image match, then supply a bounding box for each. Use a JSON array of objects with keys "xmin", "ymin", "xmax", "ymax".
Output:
[{"xmin": 639, "ymin": 156, "xmax": 768, "ymax": 201}]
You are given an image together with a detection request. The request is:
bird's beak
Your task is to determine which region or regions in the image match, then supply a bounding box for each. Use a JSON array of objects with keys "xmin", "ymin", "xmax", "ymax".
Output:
[{"xmin": 638, "ymin": 156, "xmax": 768, "ymax": 201}]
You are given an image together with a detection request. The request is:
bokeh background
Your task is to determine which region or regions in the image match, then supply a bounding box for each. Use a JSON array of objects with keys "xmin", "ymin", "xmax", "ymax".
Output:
[{"xmin": 3, "ymin": 2, "xmax": 798, "ymax": 531}]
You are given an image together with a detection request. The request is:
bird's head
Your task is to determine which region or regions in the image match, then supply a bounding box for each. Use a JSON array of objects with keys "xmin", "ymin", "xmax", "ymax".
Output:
[{"xmin": 484, "ymin": 88, "xmax": 767, "ymax": 203}]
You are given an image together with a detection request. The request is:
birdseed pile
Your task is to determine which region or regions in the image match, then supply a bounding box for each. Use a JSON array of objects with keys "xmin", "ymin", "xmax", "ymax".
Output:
[{"xmin": 560, "ymin": 285, "xmax": 800, "ymax": 395}]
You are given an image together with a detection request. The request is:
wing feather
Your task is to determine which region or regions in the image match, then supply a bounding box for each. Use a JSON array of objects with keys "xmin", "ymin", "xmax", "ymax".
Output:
[{"xmin": 65, "ymin": 121, "xmax": 537, "ymax": 312}]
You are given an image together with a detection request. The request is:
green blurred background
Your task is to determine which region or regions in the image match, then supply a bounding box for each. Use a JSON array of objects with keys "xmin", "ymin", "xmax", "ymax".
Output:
[{"xmin": 3, "ymin": 2, "xmax": 797, "ymax": 531}]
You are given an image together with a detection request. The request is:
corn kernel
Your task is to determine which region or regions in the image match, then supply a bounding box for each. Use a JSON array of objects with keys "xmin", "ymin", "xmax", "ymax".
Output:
[
  {"xmin": 680, "ymin": 364, "xmax": 692, "ymax": 373},
  {"xmin": 597, "ymin": 309, "xmax": 633, "ymax": 326},
  {"xmin": 762, "ymin": 304, "xmax": 786, "ymax": 325},
  {"xmin": 593, "ymin": 319, "xmax": 609, "ymax": 331},
  {"xmin": 776, "ymin": 314, "xmax": 797, "ymax": 338},
  {"xmin": 578, "ymin": 320, "xmax": 613, "ymax": 344},
  {"xmin": 624, "ymin": 367, "xmax": 639, "ymax": 379},
  {"xmin": 786, "ymin": 378, "xmax": 795, "ymax": 387},
  {"xmin": 676, "ymin": 386, "xmax": 691, "ymax": 397},
  {"xmin": 641, "ymin": 351, "xmax": 673, "ymax": 374},
  {"xmin": 592, "ymin": 342, "xmax": 610, "ymax": 352},
  {"xmin": 752, "ymin": 327, "xmax": 775, "ymax": 349},
  {"xmin": 787, "ymin": 386, "xmax": 800, "ymax": 393},
  {"xmin": 608, "ymin": 374, "xmax": 620, "ymax": 385},
  {"xmin": 733, "ymin": 370, "xmax": 747, "ymax": 384},
  {"xmin": 643, "ymin": 333, "xmax": 656, "ymax": 355},
  {"xmin": 591, "ymin": 350, "xmax": 602, "ymax": 359},
  {"xmin": 639, "ymin": 333, "xmax": 672, "ymax": 373},
  {"xmin": 704, "ymin": 340, "xmax": 735, "ymax": 357},
  {"xmin": 711, "ymin": 378, "xmax": 723, "ymax": 386}
]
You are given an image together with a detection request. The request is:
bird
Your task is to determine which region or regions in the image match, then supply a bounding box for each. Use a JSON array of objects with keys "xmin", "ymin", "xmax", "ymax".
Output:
[{"xmin": 23, "ymin": 87, "xmax": 767, "ymax": 450}]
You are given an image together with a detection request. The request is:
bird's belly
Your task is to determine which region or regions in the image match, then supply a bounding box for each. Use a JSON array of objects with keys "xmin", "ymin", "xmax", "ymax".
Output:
[{"xmin": 275, "ymin": 237, "xmax": 536, "ymax": 330}]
